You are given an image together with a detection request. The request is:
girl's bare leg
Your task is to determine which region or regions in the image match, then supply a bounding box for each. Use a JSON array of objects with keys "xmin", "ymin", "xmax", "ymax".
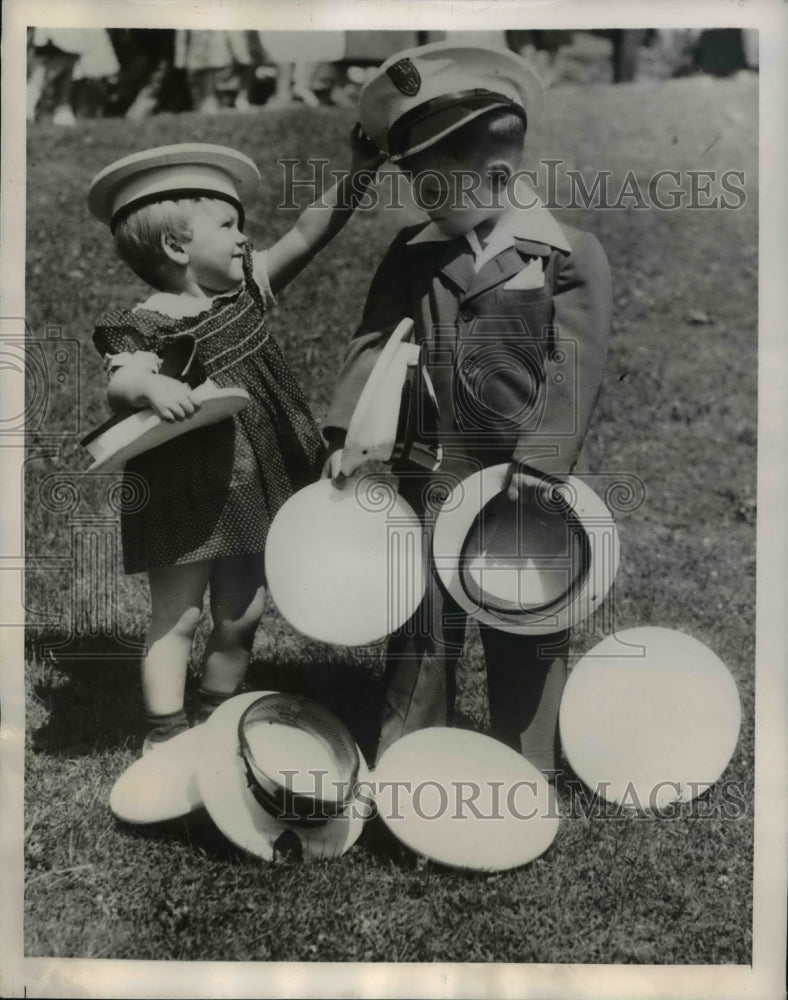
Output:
[
  {"xmin": 143, "ymin": 561, "xmax": 212, "ymax": 745},
  {"xmin": 197, "ymin": 553, "xmax": 266, "ymax": 718}
]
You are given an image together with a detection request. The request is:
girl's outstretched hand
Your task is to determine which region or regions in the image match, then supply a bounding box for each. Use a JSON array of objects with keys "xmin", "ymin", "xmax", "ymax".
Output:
[{"xmin": 350, "ymin": 122, "xmax": 387, "ymax": 173}]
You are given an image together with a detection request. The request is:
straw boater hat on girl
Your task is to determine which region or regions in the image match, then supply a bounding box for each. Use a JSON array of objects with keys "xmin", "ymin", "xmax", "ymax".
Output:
[
  {"xmin": 81, "ymin": 381, "xmax": 250, "ymax": 473},
  {"xmin": 432, "ymin": 464, "xmax": 620, "ymax": 634},
  {"xmin": 359, "ymin": 41, "xmax": 545, "ymax": 162},
  {"xmin": 87, "ymin": 142, "xmax": 260, "ymax": 230}
]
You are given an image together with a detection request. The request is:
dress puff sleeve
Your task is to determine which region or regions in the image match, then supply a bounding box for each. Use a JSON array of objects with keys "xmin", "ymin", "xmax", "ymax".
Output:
[
  {"xmin": 92, "ymin": 314, "xmax": 162, "ymax": 379},
  {"xmin": 244, "ymin": 244, "xmax": 277, "ymax": 312}
]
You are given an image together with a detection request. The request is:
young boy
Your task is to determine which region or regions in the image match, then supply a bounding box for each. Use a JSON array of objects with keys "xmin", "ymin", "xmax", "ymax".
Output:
[{"xmin": 323, "ymin": 43, "xmax": 612, "ymax": 777}]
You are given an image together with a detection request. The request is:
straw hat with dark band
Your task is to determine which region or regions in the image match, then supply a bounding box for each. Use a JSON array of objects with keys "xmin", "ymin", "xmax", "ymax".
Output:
[
  {"xmin": 457, "ymin": 484, "xmax": 592, "ymax": 622},
  {"xmin": 237, "ymin": 694, "xmax": 360, "ymax": 827},
  {"xmin": 88, "ymin": 143, "xmax": 260, "ymax": 230},
  {"xmin": 432, "ymin": 465, "xmax": 620, "ymax": 635},
  {"xmin": 196, "ymin": 693, "xmax": 371, "ymax": 861}
]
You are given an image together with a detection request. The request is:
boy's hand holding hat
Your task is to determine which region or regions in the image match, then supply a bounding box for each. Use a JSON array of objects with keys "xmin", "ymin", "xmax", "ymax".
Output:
[
  {"xmin": 359, "ymin": 42, "xmax": 545, "ymax": 162},
  {"xmin": 503, "ymin": 461, "xmax": 563, "ymax": 504},
  {"xmin": 432, "ymin": 464, "xmax": 620, "ymax": 635}
]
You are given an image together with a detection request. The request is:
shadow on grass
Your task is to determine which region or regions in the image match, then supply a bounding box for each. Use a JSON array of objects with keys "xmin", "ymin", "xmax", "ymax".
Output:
[
  {"xmin": 29, "ymin": 634, "xmax": 144, "ymax": 756},
  {"xmin": 28, "ymin": 631, "xmax": 385, "ymax": 764},
  {"xmin": 112, "ymin": 808, "xmax": 253, "ymax": 862},
  {"xmin": 358, "ymin": 814, "xmax": 421, "ymax": 869},
  {"xmin": 116, "ymin": 809, "xmax": 401, "ymax": 871}
]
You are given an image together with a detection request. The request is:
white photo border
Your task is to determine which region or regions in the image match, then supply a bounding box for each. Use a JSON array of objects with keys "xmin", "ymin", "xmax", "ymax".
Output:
[{"xmin": 2, "ymin": 1, "xmax": 786, "ymax": 997}]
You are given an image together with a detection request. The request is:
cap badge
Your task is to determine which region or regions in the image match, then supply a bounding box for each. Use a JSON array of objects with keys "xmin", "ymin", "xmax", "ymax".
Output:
[{"xmin": 386, "ymin": 58, "xmax": 421, "ymax": 97}]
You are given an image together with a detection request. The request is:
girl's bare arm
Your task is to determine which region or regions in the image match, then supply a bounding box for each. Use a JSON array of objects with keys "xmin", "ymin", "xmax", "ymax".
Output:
[{"xmin": 262, "ymin": 124, "xmax": 386, "ymax": 295}]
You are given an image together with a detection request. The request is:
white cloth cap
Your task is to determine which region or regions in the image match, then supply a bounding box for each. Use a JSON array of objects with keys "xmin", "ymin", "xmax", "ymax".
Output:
[{"xmin": 360, "ymin": 42, "xmax": 545, "ymax": 161}]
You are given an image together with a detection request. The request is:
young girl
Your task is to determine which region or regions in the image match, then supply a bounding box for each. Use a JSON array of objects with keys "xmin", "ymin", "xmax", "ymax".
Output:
[{"xmin": 88, "ymin": 131, "xmax": 383, "ymax": 752}]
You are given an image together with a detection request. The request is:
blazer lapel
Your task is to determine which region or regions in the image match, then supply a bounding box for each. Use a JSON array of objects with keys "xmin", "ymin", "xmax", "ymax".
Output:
[
  {"xmin": 460, "ymin": 247, "xmax": 521, "ymax": 302},
  {"xmin": 463, "ymin": 238, "xmax": 554, "ymax": 302},
  {"xmin": 438, "ymin": 241, "xmax": 477, "ymax": 295},
  {"xmin": 408, "ymin": 237, "xmax": 476, "ymax": 295},
  {"xmin": 513, "ymin": 237, "xmax": 555, "ymax": 258},
  {"xmin": 409, "ymin": 231, "xmax": 556, "ymax": 302}
]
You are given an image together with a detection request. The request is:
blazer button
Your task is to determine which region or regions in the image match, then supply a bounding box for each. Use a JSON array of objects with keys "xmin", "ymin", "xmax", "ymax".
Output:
[{"xmin": 460, "ymin": 308, "xmax": 474, "ymax": 321}]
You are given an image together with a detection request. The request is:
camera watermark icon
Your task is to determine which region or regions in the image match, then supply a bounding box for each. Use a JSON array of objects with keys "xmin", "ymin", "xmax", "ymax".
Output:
[
  {"xmin": 424, "ymin": 320, "xmax": 579, "ymax": 447},
  {"xmin": 0, "ymin": 316, "xmax": 81, "ymax": 437},
  {"xmin": 0, "ymin": 315, "xmax": 145, "ymax": 653},
  {"xmin": 6, "ymin": 463, "xmax": 148, "ymax": 659},
  {"xmin": 2, "ymin": 315, "xmax": 83, "ymax": 631},
  {"xmin": 29, "ymin": 473, "xmax": 149, "ymax": 658}
]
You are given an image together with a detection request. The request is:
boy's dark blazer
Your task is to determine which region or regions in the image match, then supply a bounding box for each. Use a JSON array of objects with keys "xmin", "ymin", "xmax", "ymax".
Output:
[{"xmin": 325, "ymin": 188, "xmax": 612, "ymax": 476}]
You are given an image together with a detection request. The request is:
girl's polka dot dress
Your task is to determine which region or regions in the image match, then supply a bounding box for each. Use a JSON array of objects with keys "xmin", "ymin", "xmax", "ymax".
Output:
[{"xmin": 93, "ymin": 246, "xmax": 325, "ymax": 574}]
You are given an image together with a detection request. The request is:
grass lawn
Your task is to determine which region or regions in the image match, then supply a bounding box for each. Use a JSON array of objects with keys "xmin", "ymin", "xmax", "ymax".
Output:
[{"xmin": 23, "ymin": 71, "xmax": 757, "ymax": 963}]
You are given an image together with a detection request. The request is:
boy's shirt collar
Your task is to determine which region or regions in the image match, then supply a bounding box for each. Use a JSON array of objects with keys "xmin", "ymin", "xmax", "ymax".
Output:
[{"xmin": 405, "ymin": 179, "xmax": 571, "ymax": 258}]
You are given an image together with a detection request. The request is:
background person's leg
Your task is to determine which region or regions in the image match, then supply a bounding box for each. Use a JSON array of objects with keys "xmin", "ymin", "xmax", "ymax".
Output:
[{"xmin": 49, "ymin": 48, "xmax": 79, "ymax": 125}]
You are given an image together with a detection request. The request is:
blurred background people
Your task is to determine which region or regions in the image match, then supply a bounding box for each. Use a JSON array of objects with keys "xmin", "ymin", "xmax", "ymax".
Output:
[
  {"xmin": 106, "ymin": 29, "xmax": 179, "ymax": 120},
  {"xmin": 27, "ymin": 28, "xmax": 759, "ymax": 125},
  {"xmin": 174, "ymin": 29, "xmax": 258, "ymax": 113},
  {"xmin": 506, "ymin": 30, "xmax": 574, "ymax": 87},
  {"xmin": 27, "ymin": 27, "xmax": 119, "ymax": 125},
  {"xmin": 257, "ymin": 31, "xmax": 345, "ymax": 108}
]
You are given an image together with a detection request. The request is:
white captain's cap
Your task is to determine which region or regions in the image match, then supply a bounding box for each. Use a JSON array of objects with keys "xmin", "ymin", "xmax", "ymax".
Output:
[
  {"xmin": 88, "ymin": 143, "xmax": 260, "ymax": 230},
  {"xmin": 360, "ymin": 42, "xmax": 545, "ymax": 163}
]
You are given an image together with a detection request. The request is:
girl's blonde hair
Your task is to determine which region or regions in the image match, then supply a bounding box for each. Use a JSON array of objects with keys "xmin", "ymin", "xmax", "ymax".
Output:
[{"xmin": 113, "ymin": 198, "xmax": 203, "ymax": 291}]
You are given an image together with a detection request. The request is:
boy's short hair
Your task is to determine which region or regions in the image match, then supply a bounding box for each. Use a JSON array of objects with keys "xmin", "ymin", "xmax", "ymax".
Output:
[
  {"xmin": 113, "ymin": 198, "xmax": 202, "ymax": 291},
  {"xmin": 401, "ymin": 107, "xmax": 526, "ymax": 174}
]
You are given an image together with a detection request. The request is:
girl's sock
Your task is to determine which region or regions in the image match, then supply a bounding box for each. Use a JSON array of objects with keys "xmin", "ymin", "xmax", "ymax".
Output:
[
  {"xmin": 193, "ymin": 686, "xmax": 241, "ymax": 725},
  {"xmin": 142, "ymin": 707, "xmax": 190, "ymax": 754}
]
